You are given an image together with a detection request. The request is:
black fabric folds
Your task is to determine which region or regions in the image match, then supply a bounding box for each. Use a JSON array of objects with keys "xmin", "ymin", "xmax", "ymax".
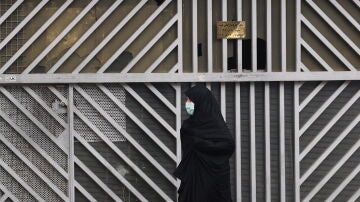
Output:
[{"xmin": 174, "ymin": 84, "xmax": 235, "ymax": 202}]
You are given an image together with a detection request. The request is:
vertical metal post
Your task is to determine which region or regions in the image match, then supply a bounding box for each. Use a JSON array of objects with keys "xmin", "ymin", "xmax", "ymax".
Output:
[
  {"xmin": 178, "ymin": 0, "xmax": 183, "ymax": 73},
  {"xmin": 192, "ymin": 0, "xmax": 198, "ymax": 73},
  {"xmin": 296, "ymin": 0, "xmax": 301, "ymax": 73},
  {"xmin": 68, "ymin": 85, "xmax": 75, "ymax": 202},
  {"xmin": 207, "ymin": 0, "xmax": 213, "ymax": 73},
  {"xmin": 250, "ymin": 83, "xmax": 256, "ymax": 202},
  {"xmin": 236, "ymin": 0, "xmax": 242, "ymax": 201},
  {"xmin": 220, "ymin": 0, "xmax": 227, "ymax": 119}
]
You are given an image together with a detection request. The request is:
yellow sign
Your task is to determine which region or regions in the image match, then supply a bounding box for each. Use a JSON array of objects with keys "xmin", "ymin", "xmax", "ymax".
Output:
[{"xmin": 217, "ymin": 21, "xmax": 246, "ymax": 39}]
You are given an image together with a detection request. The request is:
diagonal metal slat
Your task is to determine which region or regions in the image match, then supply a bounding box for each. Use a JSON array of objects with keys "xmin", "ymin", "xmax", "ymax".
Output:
[
  {"xmin": 326, "ymin": 163, "xmax": 360, "ymax": 202},
  {"xmin": 70, "ymin": 0, "xmax": 148, "ymax": 73},
  {"xmin": 0, "ymin": 0, "xmax": 72, "ymax": 74},
  {"xmin": 300, "ymin": 88, "xmax": 360, "ymax": 160},
  {"xmin": 97, "ymin": 0, "xmax": 173, "ymax": 73},
  {"xmin": 145, "ymin": 39, "xmax": 178, "ymax": 73},
  {"xmin": 0, "ymin": 183, "xmax": 20, "ymax": 202},
  {"xmin": 299, "ymin": 81, "xmax": 349, "ymax": 136},
  {"xmin": 122, "ymin": 84, "xmax": 177, "ymax": 137},
  {"xmin": 305, "ymin": 0, "xmax": 360, "ymax": 55},
  {"xmin": 299, "ymin": 82, "xmax": 327, "ymax": 112},
  {"xmin": 98, "ymin": 84, "xmax": 176, "ymax": 161},
  {"xmin": 0, "ymin": 135, "xmax": 68, "ymax": 201},
  {"xmin": 120, "ymin": 15, "xmax": 178, "ymax": 73},
  {"xmin": 22, "ymin": 0, "xmax": 99, "ymax": 74},
  {"xmin": 302, "ymin": 138, "xmax": 360, "ymax": 201},
  {"xmin": 300, "ymin": 114, "xmax": 360, "ymax": 184},
  {"xmin": 301, "ymin": 39, "xmax": 333, "ymax": 72},
  {"xmin": 74, "ymin": 157, "xmax": 124, "ymax": 202},
  {"xmin": 145, "ymin": 83, "xmax": 176, "ymax": 113},
  {"xmin": 0, "ymin": 159, "xmax": 45, "ymax": 202},
  {"xmin": 0, "ymin": 0, "xmax": 24, "ymax": 26},
  {"xmin": 330, "ymin": 0, "xmax": 360, "ymax": 32},
  {"xmin": 46, "ymin": 0, "xmax": 125, "ymax": 74},
  {"xmin": 74, "ymin": 85, "xmax": 177, "ymax": 186},
  {"xmin": 73, "ymin": 132, "xmax": 146, "ymax": 202},
  {"xmin": 0, "ymin": 0, "xmax": 48, "ymax": 51},
  {"xmin": 301, "ymin": 15, "xmax": 357, "ymax": 71}
]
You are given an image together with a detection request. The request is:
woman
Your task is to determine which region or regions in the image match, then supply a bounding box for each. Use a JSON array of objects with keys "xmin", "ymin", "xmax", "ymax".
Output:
[{"xmin": 174, "ymin": 84, "xmax": 235, "ymax": 202}]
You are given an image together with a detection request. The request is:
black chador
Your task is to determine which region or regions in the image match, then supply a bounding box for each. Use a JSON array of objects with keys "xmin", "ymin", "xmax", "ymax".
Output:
[{"xmin": 174, "ymin": 84, "xmax": 235, "ymax": 202}]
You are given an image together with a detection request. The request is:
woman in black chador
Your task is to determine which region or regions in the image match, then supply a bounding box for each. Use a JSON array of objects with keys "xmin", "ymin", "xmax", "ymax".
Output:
[{"xmin": 174, "ymin": 84, "xmax": 235, "ymax": 202}]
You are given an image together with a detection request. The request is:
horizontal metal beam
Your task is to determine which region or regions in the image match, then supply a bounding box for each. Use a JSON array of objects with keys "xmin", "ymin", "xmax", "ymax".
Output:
[{"xmin": 0, "ymin": 72, "xmax": 359, "ymax": 84}]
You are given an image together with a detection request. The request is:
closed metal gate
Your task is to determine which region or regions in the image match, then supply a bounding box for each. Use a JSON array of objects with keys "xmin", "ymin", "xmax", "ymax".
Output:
[{"xmin": 0, "ymin": 0, "xmax": 359, "ymax": 202}]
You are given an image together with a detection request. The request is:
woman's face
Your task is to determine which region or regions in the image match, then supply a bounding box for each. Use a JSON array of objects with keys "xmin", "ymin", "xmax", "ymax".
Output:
[{"xmin": 186, "ymin": 97, "xmax": 192, "ymax": 103}]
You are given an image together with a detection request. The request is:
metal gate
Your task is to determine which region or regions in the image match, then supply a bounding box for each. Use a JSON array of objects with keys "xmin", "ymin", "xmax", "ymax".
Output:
[{"xmin": 0, "ymin": 0, "xmax": 359, "ymax": 202}]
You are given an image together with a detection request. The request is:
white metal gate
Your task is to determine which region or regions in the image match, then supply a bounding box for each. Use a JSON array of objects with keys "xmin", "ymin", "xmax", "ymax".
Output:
[{"xmin": 0, "ymin": 0, "xmax": 359, "ymax": 201}]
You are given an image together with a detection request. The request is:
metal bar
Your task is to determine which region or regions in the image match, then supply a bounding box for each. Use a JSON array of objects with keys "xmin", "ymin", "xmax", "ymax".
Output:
[
  {"xmin": 0, "ymin": 183, "xmax": 19, "ymax": 202},
  {"xmin": 296, "ymin": 0, "xmax": 301, "ymax": 72},
  {"xmin": 46, "ymin": 86, "xmax": 130, "ymax": 200},
  {"xmin": 74, "ymin": 157, "xmax": 124, "ymax": 202},
  {"xmin": 46, "ymin": 0, "xmax": 124, "ymax": 73},
  {"xmin": 169, "ymin": 63, "xmax": 179, "ymax": 73},
  {"xmin": 74, "ymin": 181, "xmax": 97, "ymax": 202},
  {"xmin": 98, "ymin": 84, "xmax": 176, "ymax": 161},
  {"xmin": 0, "ymin": 135, "xmax": 68, "ymax": 201},
  {"xmin": 299, "ymin": 82, "xmax": 327, "ymax": 112},
  {"xmin": 1, "ymin": 72, "xmax": 360, "ymax": 84},
  {"xmin": 192, "ymin": 0, "xmax": 198, "ymax": 73},
  {"xmin": 305, "ymin": 0, "xmax": 360, "ymax": 55},
  {"xmin": 68, "ymin": 85, "xmax": 75, "ymax": 202},
  {"xmin": 300, "ymin": 89, "xmax": 360, "ymax": 160},
  {"xmin": 96, "ymin": 0, "xmax": 172, "ymax": 74},
  {"xmin": 145, "ymin": 39, "xmax": 178, "ymax": 73},
  {"xmin": 0, "ymin": 110, "xmax": 68, "ymax": 177},
  {"xmin": 69, "ymin": 0, "xmax": 147, "ymax": 74},
  {"xmin": 22, "ymin": 86, "xmax": 67, "ymax": 127},
  {"xmin": 74, "ymin": 86, "xmax": 177, "ymax": 186},
  {"xmin": 301, "ymin": 39, "xmax": 334, "ymax": 72},
  {"xmin": 220, "ymin": 0, "xmax": 227, "ymax": 118},
  {"xmin": 122, "ymin": 84, "xmax": 177, "ymax": 136},
  {"xmin": 301, "ymin": 63, "xmax": 311, "ymax": 72},
  {"xmin": 299, "ymin": 81, "xmax": 349, "ymax": 136},
  {"xmin": 265, "ymin": 82, "xmax": 271, "ymax": 202},
  {"xmin": 300, "ymin": 114, "xmax": 360, "ymax": 184},
  {"xmin": 0, "ymin": 0, "xmax": 48, "ymax": 51},
  {"xmin": 281, "ymin": 0, "xmax": 286, "ymax": 72},
  {"xmin": 121, "ymin": 15, "xmax": 178, "ymax": 73},
  {"xmin": 177, "ymin": 0, "xmax": 183, "ymax": 73},
  {"xmin": 237, "ymin": 0, "xmax": 243, "ymax": 73},
  {"xmin": 0, "ymin": 87, "xmax": 68, "ymax": 153},
  {"xmin": 73, "ymin": 107, "xmax": 154, "ymax": 201},
  {"xmin": 0, "ymin": 0, "xmax": 72, "ymax": 74},
  {"xmin": 348, "ymin": 187, "xmax": 360, "ymax": 202},
  {"xmin": 353, "ymin": 0, "xmax": 360, "ymax": 8},
  {"xmin": 266, "ymin": 0, "xmax": 271, "ymax": 72},
  {"xmin": 145, "ymin": 83, "xmax": 177, "ymax": 114},
  {"xmin": 250, "ymin": 82, "xmax": 256, "ymax": 201},
  {"xmin": 0, "ymin": 0, "xmax": 24, "ymax": 25},
  {"xmin": 301, "ymin": 16, "xmax": 356, "ymax": 71},
  {"xmin": 330, "ymin": 0, "xmax": 360, "ymax": 32},
  {"xmin": 326, "ymin": 163, "xmax": 360, "ymax": 201},
  {"xmin": 0, "ymin": 194, "xmax": 7, "ymax": 202},
  {"xmin": 294, "ymin": 82, "xmax": 300, "ymax": 202},
  {"xmin": 251, "ymin": 0, "xmax": 257, "ymax": 72},
  {"xmin": 22, "ymin": 0, "xmax": 99, "ymax": 74},
  {"xmin": 235, "ymin": 83, "xmax": 241, "ymax": 202},
  {"xmin": 74, "ymin": 133, "xmax": 147, "ymax": 202},
  {"xmin": 279, "ymin": 82, "xmax": 286, "ymax": 202},
  {"xmin": 303, "ymin": 138, "xmax": 360, "ymax": 201},
  {"xmin": 175, "ymin": 83, "xmax": 181, "ymax": 179},
  {"xmin": 0, "ymin": 159, "xmax": 45, "ymax": 202},
  {"xmin": 207, "ymin": 0, "xmax": 213, "ymax": 73}
]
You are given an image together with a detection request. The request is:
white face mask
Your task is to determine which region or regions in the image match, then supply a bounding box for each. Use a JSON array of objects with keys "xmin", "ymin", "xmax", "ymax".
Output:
[{"xmin": 185, "ymin": 102, "xmax": 195, "ymax": 115}]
